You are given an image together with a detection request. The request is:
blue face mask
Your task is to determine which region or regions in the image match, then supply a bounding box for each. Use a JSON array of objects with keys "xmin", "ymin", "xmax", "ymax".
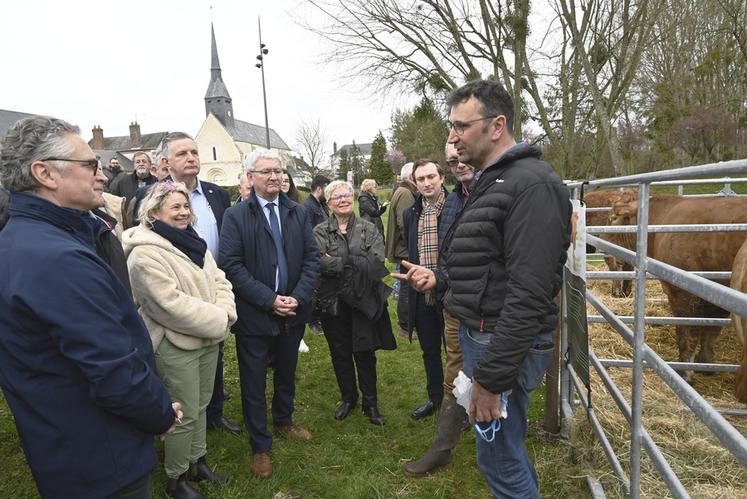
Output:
[
  {"xmin": 474, "ymin": 419, "xmax": 501, "ymax": 442},
  {"xmin": 473, "ymin": 391, "xmax": 511, "ymax": 442}
]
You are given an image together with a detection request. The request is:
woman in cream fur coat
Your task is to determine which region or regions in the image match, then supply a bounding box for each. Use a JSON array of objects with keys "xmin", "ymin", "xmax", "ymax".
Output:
[{"xmin": 123, "ymin": 182, "xmax": 237, "ymax": 499}]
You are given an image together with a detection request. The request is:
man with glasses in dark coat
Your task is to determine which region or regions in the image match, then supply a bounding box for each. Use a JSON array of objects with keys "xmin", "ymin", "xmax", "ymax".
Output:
[
  {"xmin": 0, "ymin": 116, "xmax": 181, "ymax": 499},
  {"xmin": 395, "ymin": 80, "xmax": 572, "ymax": 498},
  {"xmin": 219, "ymin": 148, "xmax": 319, "ymax": 479}
]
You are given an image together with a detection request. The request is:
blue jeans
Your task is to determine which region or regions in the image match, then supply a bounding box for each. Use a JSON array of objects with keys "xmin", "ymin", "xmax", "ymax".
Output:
[{"xmin": 460, "ymin": 324, "xmax": 553, "ymax": 499}]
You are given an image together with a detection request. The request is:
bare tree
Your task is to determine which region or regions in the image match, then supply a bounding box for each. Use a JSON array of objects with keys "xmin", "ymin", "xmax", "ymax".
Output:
[
  {"xmin": 556, "ymin": 0, "xmax": 664, "ymax": 176},
  {"xmin": 300, "ymin": 1, "xmax": 656, "ymax": 173},
  {"xmin": 301, "ymin": 0, "xmax": 681, "ymax": 177},
  {"xmin": 717, "ymin": 0, "xmax": 747, "ymax": 62},
  {"xmin": 637, "ymin": 0, "xmax": 747, "ymax": 162},
  {"xmin": 299, "ymin": 1, "xmax": 519, "ymax": 114},
  {"xmin": 295, "ymin": 118, "xmax": 329, "ymax": 178}
]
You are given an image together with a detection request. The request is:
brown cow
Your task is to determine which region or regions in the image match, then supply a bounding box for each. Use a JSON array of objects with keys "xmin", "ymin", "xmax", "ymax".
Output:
[
  {"xmin": 584, "ymin": 188, "xmax": 638, "ymax": 297},
  {"xmin": 729, "ymin": 239, "xmax": 747, "ymax": 403},
  {"xmin": 611, "ymin": 195, "xmax": 747, "ymax": 384}
]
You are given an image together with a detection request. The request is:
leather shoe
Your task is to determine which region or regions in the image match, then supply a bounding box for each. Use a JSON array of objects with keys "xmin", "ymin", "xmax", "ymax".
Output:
[
  {"xmin": 411, "ymin": 399, "xmax": 441, "ymax": 420},
  {"xmin": 276, "ymin": 424, "xmax": 313, "ymax": 441},
  {"xmin": 207, "ymin": 415, "xmax": 242, "ymax": 435},
  {"xmin": 335, "ymin": 401, "xmax": 356, "ymax": 420},
  {"xmin": 251, "ymin": 452, "xmax": 272, "ymax": 478},
  {"xmin": 188, "ymin": 456, "xmax": 229, "ymax": 485},
  {"xmin": 363, "ymin": 405, "xmax": 385, "ymax": 426},
  {"xmin": 166, "ymin": 472, "xmax": 205, "ymax": 499}
]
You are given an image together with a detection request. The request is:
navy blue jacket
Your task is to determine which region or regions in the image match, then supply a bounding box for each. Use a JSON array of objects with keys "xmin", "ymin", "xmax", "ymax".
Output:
[
  {"xmin": 402, "ymin": 189, "xmax": 447, "ymax": 332},
  {"xmin": 218, "ymin": 191, "xmax": 320, "ymax": 336},
  {"xmin": 0, "ymin": 193, "xmax": 174, "ymax": 499},
  {"xmin": 303, "ymin": 193, "xmax": 329, "ymax": 229},
  {"xmin": 438, "ymin": 183, "xmax": 469, "ymax": 250},
  {"xmin": 131, "ymin": 177, "xmax": 230, "ymax": 229}
]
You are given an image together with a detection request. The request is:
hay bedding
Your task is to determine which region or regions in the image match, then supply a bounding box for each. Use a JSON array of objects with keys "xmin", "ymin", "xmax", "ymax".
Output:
[{"xmin": 571, "ymin": 263, "xmax": 747, "ymax": 498}]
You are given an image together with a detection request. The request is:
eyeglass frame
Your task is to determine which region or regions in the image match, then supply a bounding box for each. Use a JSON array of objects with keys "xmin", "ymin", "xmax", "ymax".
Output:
[
  {"xmin": 40, "ymin": 157, "xmax": 101, "ymax": 173},
  {"xmin": 329, "ymin": 191, "xmax": 353, "ymax": 202},
  {"xmin": 444, "ymin": 115, "xmax": 498, "ymax": 136},
  {"xmin": 250, "ymin": 168, "xmax": 284, "ymax": 176}
]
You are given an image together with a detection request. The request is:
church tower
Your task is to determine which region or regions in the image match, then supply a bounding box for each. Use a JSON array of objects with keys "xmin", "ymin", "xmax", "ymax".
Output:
[{"xmin": 204, "ymin": 23, "xmax": 235, "ymax": 129}]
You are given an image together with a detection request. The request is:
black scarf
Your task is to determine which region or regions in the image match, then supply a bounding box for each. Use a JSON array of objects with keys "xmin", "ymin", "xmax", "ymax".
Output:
[{"xmin": 150, "ymin": 220, "xmax": 207, "ymax": 268}]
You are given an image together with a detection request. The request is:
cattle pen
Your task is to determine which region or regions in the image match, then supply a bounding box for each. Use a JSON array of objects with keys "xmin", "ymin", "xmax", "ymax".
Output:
[{"xmin": 558, "ymin": 159, "xmax": 747, "ymax": 499}]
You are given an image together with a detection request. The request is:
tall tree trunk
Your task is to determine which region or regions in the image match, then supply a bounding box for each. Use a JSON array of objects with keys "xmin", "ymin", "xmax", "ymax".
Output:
[
  {"xmin": 512, "ymin": 0, "xmax": 530, "ymax": 139},
  {"xmin": 559, "ymin": 0, "xmax": 627, "ymax": 176}
]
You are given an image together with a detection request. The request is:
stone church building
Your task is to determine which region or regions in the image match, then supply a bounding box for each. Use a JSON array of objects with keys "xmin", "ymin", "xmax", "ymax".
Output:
[{"xmin": 195, "ymin": 24, "xmax": 292, "ymax": 186}]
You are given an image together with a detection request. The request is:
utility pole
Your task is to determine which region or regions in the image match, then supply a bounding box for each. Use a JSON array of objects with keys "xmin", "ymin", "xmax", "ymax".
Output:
[{"xmin": 255, "ymin": 17, "xmax": 271, "ymax": 149}]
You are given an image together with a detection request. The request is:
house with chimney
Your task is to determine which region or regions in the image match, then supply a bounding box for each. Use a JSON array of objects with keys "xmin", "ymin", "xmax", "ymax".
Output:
[
  {"xmin": 0, "ymin": 109, "xmax": 134, "ymax": 173},
  {"xmin": 329, "ymin": 141, "xmax": 373, "ymax": 177},
  {"xmin": 194, "ymin": 23, "xmax": 293, "ymax": 186},
  {"xmin": 88, "ymin": 122, "xmax": 168, "ymax": 165}
]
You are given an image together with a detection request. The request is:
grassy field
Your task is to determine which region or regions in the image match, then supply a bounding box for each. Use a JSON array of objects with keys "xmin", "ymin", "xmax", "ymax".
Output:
[
  {"xmin": 0, "ymin": 189, "xmax": 591, "ymax": 498},
  {"xmin": 0, "ymin": 297, "xmax": 586, "ymax": 498}
]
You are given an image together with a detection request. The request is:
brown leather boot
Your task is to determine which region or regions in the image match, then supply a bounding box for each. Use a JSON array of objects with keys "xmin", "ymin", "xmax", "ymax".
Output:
[
  {"xmin": 403, "ymin": 393, "xmax": 465, "ymax": 477},
  {"xmin": 251, "ymin": 452, "xmax": 273, "ymax": 478}
]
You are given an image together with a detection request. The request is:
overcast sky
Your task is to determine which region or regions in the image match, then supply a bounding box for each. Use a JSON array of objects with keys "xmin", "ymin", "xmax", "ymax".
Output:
[{"xmin": 0, "ymin": 0, "xmax": 417, "ymax": 153}]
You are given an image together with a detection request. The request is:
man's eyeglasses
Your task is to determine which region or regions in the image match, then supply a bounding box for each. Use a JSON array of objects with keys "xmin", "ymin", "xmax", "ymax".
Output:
[
  {"xmin": 330, "ymin": 192, "xmax": 353, "ymax": 202},
  {"xmin": 41, "ymin": 157, "xmax": 101, "ymax": 173},
  {"xmin": 252, "ymin": 168, "xmax": 283, "ymax": 176},
  {"xmin": 446, "ymin": 159, "xmax": 459, "ymax": 167},
  {"xmin": 444, "ymin": 116, "xmax": 497, "ymax": 136}
]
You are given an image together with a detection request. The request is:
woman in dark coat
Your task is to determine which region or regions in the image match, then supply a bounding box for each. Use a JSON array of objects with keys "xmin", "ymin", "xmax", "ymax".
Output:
[
  {"xmin": 313, "ymin": 180, "xmax": 396, "ymax": 425},
  {"xmin": 280, "ymin": 170, "xmax": 302, "ymax": 202},
  {"xmin": 358, "ymin": 178, "xmax": 387, "ymax": 239}
]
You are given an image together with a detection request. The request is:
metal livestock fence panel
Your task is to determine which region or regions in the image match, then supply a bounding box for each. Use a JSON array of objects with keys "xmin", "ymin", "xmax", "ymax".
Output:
[{"xmin": 559, "ymin": 159, "xmax": 747, "ymax": 499}]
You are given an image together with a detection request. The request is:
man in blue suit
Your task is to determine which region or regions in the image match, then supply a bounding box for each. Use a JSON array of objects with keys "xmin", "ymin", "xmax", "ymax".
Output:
[
  {"xmin": 219, "ymin": 149, "xmax": 319, "ymax": 479},
  {"xmin": 0, "ymin": 116, "xmax": 180, "ymax": 499}
]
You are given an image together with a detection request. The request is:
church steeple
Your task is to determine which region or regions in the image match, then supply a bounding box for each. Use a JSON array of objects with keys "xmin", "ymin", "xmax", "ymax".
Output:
[{"xmin": 205, "ymin": 22, "xmax": 235, "ymax": 129}]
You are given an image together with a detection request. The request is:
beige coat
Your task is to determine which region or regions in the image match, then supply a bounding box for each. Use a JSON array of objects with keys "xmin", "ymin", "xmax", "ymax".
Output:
[
  {"xmin": 102, "ymin": 192, "xmax": 126, "ymax": 239},
  {"xmin": 122, "ymin": 225, "xmax": 237, "ymax": 351}
]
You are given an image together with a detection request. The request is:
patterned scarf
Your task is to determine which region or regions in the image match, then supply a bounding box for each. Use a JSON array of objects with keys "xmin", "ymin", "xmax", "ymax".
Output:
[{"xmin": 418, "ymin": 189, "xmax": 445, "ymax": 304}]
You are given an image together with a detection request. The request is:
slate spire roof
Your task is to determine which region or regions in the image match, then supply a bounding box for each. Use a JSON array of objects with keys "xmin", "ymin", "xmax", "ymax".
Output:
[{"xmin": 205, "ymin": 23, "xmax": 231, "ymax": 100}]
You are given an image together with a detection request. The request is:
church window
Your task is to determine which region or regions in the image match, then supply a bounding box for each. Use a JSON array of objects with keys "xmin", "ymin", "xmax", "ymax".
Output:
[{"xmin": 212, "ymin": 147, "xmax": 217, "ymax": 161}]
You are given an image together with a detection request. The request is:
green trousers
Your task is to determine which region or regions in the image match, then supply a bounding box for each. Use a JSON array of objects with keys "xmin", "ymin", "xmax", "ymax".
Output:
[{"xmin": 155, "ymin": 339, "xmax": 219, "ymax": 478}]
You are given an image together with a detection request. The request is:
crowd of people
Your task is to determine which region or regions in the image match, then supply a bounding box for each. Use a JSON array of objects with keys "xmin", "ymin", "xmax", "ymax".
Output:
[{"xmin": 0, "ymin": 79, "xmax": 572, "ymax": 499}]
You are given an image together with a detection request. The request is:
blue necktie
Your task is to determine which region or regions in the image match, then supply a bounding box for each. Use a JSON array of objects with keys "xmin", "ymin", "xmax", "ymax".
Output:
[{"xmin": 266, "ymin": 202, "xmax": 288, "ymax": 294}]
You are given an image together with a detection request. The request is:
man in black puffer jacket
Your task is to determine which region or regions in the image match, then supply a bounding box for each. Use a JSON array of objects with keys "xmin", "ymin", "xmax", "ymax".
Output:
[{"xmin": 396, "ymin": 80, "xmax": 571, "ymax": 499}]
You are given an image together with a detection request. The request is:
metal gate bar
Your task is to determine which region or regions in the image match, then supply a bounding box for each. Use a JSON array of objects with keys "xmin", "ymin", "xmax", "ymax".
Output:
[
  {"xmin": 587, "ymin": 271, "xmax": 731, "ymax": 280},
  {"xmin": 598, "ymin": 358, "xmax": 740, "ymax": 373},
  {"xmin": 588, "ymin": 235, "xmax": 747, "ymax": 318},
  {"xmin": 588, "ymin": 316, "xmax": 732, "ymax": 326},
  {"xmin": 567, "ymin": 363, "xmax": 631, "ymax": 496},
  {"xmin": 587, "ymin": 292, "xmax": 747, "ymax": 466},
  {"xmin": 588, "ymin": 350, "xmax": 690, "ymax": 499}
]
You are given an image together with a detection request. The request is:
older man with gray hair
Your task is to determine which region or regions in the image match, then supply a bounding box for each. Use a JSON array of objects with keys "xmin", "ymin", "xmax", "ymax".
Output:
[
  {"xmin": 0, "ymin": 116, "xmax": 180, "ymax": 499},
  {"xmin": 218, "ymin": 148, "xmax": 319, "ymax": 479}
]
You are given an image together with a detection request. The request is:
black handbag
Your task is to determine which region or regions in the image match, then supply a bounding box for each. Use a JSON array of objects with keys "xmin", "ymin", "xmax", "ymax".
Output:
[{"xmin": 313, "ymin": 293, "xmax": 341, "ymax": 317}]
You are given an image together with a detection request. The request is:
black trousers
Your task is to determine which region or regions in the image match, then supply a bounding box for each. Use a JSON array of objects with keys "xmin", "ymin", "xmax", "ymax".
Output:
[
  {"xmin": 414, "ymin": 293, "xmax": 444, "ymax": 402},
  {"xmin": 206, "ymin": 340, "xmax": 225, "ymax": 420},
  {"xmin": 104, "ymin": 473, "xmax": 151, "ymax": 499},
  {"xmin": 235, "ymin": 324, "xmax": 303, "ymax": 453},
  {"xmin": 321, "ymin": 307, "xmax": 378, "ymax": 407},
  {"xmin": 396, "ymin": 263, "xmax": 410, "ymax": 330}
]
